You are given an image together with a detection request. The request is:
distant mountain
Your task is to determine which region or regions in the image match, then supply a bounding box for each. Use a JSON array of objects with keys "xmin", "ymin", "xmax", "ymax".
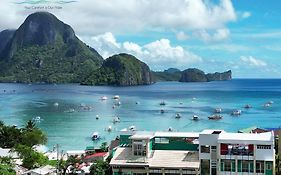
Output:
[
  {"xmin": 152, "ymin": 68, "xmax": 182, "ymax": 81},
  {"xmin": 179, "ymin": 68, "xmax": 232, "ymax": 82},
  {"xmin": 0, "ymin": 30, "xmax": 15, "ymax": 54},
  {"xmin": 0, "ymin": 12, "xmax": 103, "ymax": 83},
  {"xmin": 82, "ymin": 53, "xmax": 153, "ymax": 86}
]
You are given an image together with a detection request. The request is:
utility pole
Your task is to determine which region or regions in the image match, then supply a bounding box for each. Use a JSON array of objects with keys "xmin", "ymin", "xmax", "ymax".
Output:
[{"xmin": 56, "ymin": 144, "xmax": 59, "ymax": 175}]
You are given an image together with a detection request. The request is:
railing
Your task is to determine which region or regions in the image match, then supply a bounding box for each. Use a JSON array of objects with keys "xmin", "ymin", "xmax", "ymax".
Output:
[{"xmin": 221, "ymin": 149, "xmax": 254, "ymax": 156}]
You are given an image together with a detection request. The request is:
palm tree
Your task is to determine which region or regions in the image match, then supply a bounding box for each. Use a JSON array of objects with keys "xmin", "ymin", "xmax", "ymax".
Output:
[{"xmin": 25, "ymin": 120, "xmax": 36, "ymax": 131}]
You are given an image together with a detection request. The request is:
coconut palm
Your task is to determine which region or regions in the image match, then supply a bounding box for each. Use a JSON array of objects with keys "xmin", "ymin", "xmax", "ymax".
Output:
[{"xmin": 25, "ymin": 120, "xmax": 36, "ymax": 131}]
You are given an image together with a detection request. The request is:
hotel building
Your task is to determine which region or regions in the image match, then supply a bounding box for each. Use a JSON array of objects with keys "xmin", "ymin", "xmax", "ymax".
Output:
[{"xmin": 110, "ymin": 129, "xmax": 275, "ymax": 175}]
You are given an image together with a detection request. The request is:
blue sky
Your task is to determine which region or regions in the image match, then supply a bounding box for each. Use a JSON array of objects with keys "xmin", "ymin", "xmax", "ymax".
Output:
[{"xmin": 1, "ymin": 0, "xmax": 281, "ymax": 78}]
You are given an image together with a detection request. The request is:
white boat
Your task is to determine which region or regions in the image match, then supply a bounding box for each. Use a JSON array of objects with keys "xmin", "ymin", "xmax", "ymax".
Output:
[
  {"xmin": 160, "ymin": 109, "xmax": 165, "ymax": 114},
  {"xmin": 33, "ymin": 116, "xmax": 41, "ymax": 122},
  {"xmin": 113, "ymin": 116, "xmax": 120, "ymax": 123},
  {"xmin": 268, "ymin": 101, "xmax": 274, "ymax": 104},
  {"xmin": 115, "ymin": 101, "xmax": 121, "ymax": 106},
  {"xmin": 53, "ymin": 102, "xmax": 59, "ymax": 107},
  {"xmin": 135, "ymin": 101, "xmax": 140, "ymax": 104},
  {"xmin": 231, "ymin": 110, "xmax": 242, "ymax": 116},
  {"xmin": 175, "ymin": 113, "xmax": 181, "ymax": 119},
  {"xmin": 160, "ymin": 101, "xmax": 166, "ymax": 106},
  {"xmin": 168, "ymin": 127, "xmax": 173, "ymax": 132},
  {"xmin": 100, "ymin": 96, "xmax": 108, "ymax": 100},
  {"xmin": 96, "ymin": 115, "xmax": 99, "ymax": 120},
  {"xmin": 214, "ymin": 108, "xmax": 222, "ymax": 113},
  {"xmin": 107, "ymin": 125, "xmax": 112, "ymax": 132},
  {"xmin": 113, "ymin": 95, "xmax": 120, "ymax": 100},
  {"xmin": 264, "ymin": 103, "xmax": 271, "ymax": 107},
  {"xmin": 129, "ymin": 125, "xmax": 136, "ymax": 131},
  {"xmin": 65, "ymin": 108, "xmax": 75, "ymax": 113},
  {"xmin": 192, "ymin": 115, "xmax": 199, "ymax": 121},
  {"xmin": 92, "ymin": 132, "xmax": 100, "ymax": 140}
]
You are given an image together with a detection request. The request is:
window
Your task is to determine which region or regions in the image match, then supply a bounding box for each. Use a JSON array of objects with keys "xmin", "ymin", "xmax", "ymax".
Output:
[
  {"xmin": 242, "ymin": 161, "xmax": 249, "ymax": 172},
  {"xmin": 256, "ymin": 161, "xmax": 264, "ymax": 173},
  {"xmin": 224, "ymin": 160, "xmax": 231, "ymax": 171},
  {"xmin": 201, "ymin": 145, "xmax": 210, "ymax": 153},
  {"xmin": 257, "ymin": 145, "xmax": 271, "ymax": 149},
  {"xmin": 266, "ymin": 163, "xmax": 272, "ymax": 170},
  {"xmin": 154, "ymin": 137, "xmax": 169, "ymax": 144},
  {"xmin": 133, "ymin": 142, "xmax": 146, "ymax": 156}
]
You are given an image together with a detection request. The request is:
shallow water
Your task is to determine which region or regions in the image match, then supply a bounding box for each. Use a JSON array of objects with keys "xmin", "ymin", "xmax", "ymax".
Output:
[{"xmin": 0, "ymin": 79, "xmax": 281, "ymax": 151}]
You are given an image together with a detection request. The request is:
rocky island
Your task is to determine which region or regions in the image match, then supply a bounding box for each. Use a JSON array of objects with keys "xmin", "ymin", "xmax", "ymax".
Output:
[
  {"xmin": 179, "ymin": 68, "xmax": 232, "ymax": 82},
  {"xmin": 82, "ymin": 53, "xmax": 153, "ymax": 86}
]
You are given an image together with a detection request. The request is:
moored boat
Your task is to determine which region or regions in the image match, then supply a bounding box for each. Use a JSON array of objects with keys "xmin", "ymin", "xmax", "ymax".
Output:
[
  {"xmin": 175, "ymin": 113, "xmax": 181, "ymax": 119},
  {"xmin": 129, "ymin": 125, "xmax": 136, "ymax": 131},
  {"xmin": 244, "ymin": 104, "xmax": 252, "ymax": 109},
  {"xmin": 214, "ymin": 108, "xmax": 222, "ymax": 113},
  {"xmin": 160, "ymin": 101, "xmax": 166, "ymax": 106},
  {"xmin": 113, "ymin": 95, "xmax": 120, "ymax": 100},
  {"xmin": 92, "ymin": 132, "xmax": 100, "ymax": 140},
  {"xmin": 192, "ymin": 115, "xmax": 199, "ymax": 121},
  {"xmin": 113, "ymin": 116, "xmax": 120, "ymax": 123},
  {"xmin": 208, "ymin": 114, "xmax": 223, "ymax": 120},
  {"xmin": 100, "ymin": 96, "xmax": 108, "ymax": 100},
  {"xmin": 231, "ymin": 110, "xmax": 242, "ymax": 116}
]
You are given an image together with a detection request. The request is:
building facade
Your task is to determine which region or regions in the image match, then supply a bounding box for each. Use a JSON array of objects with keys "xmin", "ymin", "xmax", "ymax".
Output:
[{"xmin": 110, "ymin": 129, "xmax": 275, "ymax": 175}]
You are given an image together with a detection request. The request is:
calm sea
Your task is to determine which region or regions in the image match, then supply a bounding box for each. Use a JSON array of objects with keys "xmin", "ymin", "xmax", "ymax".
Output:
[{"xmin": 0, "ymin": 79, "xmax": 281, "ymax": 150}]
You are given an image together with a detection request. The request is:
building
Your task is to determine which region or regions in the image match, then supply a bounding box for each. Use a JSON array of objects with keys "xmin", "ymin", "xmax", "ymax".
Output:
[
  {"xmin": 110, "ymin": 129, "xmax": 275, "ymax": 175},
  {"xmin": 22, "ymin": 165, "xmax": 56, "ymax": 175}
]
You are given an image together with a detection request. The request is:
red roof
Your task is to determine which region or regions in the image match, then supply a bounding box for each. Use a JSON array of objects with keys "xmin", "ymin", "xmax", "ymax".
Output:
[{"xmin": 83, "ymin": 152, "xmax": 107, "ymax": 159}]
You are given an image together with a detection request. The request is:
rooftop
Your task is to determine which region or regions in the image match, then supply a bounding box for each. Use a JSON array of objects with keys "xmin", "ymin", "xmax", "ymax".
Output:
[
  {"xmin": 154, "ymin": 131, "xmax": 199, "ymax": 138},
  {"xmin": 110, "ymin": 147, "xmax": 199, "ymax": 169},
  {"xmin": 218, "ymin": 131, "xmax": 274, "ymax": 144}
]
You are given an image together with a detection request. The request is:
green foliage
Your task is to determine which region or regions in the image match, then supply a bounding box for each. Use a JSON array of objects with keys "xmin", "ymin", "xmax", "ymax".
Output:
[
  {"xmin": 0, "ymin": 120, "xmax": 47, "ymax": 148},
  {"xmin": 152, "ymin": 71, "xmax": 182, "ymax": 82},
  {"xmin": 89, "ymin": 160, "xmax": 110, "ymax": 175},
  {"xmin": 0, "ymin": 39, "xmax": 102, "ymax": 84},
  {"xmin": 0, "ymin": 156, "xmax": 16, "ymax": 175},
  {"xmin": 14, "ymin": 144, "xmax": 48, "ymax": 169},
  {"xmin": 100, "ymin": 142, "xmax": 108, "ymax": 152},
  {"xmin": 0, "ymin": 164, "xmax": 16, "ymax": 175},
  {"xmin": 82, "ymin": 53, "xmax": 152, "ymax": 86}
]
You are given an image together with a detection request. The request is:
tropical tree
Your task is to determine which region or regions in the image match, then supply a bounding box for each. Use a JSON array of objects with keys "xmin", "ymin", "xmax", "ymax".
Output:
[{"xmin": 24, "ymin": 120, "xmax": 37, "ymax": 131}]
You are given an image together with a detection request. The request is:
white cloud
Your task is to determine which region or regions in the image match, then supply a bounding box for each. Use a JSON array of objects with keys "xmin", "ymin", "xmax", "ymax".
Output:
[
  {"xmin": 200, "ymin": 44, "xmax": 251, "ymax": 52},
  {"xmin": 242, "ymin": 11, "xmax": 251, "ymax": 18},
  {"xmin": 192, "ymin": 28, "xmax": 230, "ymax": 42},
  {"xmin": 176, "ymin": 31, "xmax": 189, "ymax": 41},
  {"xmin": 240, "ymin": 56, "xmax": 267, "ymax": 67},
  {"xmin": 0, "ymin": 0, "xmax": 237, "ymax": 35},
  {"xmin": 88, "ymin": 32, "xmax": 202, "ymax": 70}
]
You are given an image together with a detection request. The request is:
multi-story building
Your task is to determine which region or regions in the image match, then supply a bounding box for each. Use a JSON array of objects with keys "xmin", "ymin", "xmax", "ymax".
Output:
[{"xmin": 110, "ymin": 129, "xmax": 275, "ymax": 175}]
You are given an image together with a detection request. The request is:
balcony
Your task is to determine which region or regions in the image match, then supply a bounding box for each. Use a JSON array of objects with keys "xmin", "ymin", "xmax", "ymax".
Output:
[{"xmin": 221, "ymin": 145, "xmax": 254, "ymax": 156}]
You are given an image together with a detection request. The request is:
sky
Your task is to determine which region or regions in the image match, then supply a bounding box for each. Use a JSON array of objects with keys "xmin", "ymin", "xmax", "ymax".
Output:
[{"xmin": 1, "ymin": 0, "xmax": 281, "ymax": 78}]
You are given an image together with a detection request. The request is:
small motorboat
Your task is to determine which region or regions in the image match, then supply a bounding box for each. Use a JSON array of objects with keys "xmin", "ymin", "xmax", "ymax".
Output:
[
  {"xmin": 100, "ymin": 96, "xmax": 108, "ymax": 100},
  {"xmin": 244, "ymin": 104, "xmax": 252, "ymax": 109},
  {"xmin": 129, "ymin": 125, "xmax": 136, "ymax": 131},
  {"xmin": 214, "ymin": 108, "xmax": 222, "ymax": 113},
  {"xmin": 107, "ymin": 125, "xmax": 112, "ymax": 132},
  {"xmin": 115, "ymin": 101, "xmax": 121, "ymax": 106},
  {"xmin": 175, "ymin": 113, "xmax": 181, "ymax": 119},
  {"xmin": 268, "ymin": 101, "xmax": 274, "ymax": 104},
  {"xmin": 192, "ymin": 115, "xmax": 199, "ymax": 121},
  {"xmin": 113, "ymin": 116, "xmax": 120, "ymax": 123},
  {"xmin": 231, "ymin": 110, "xmax": 242, "ymax": 116},
  {"xmin": 33, "ymin": 116, "xmax": 41, "ymax": 122},
  {"xmin": 160, "ymin": 109, "xmax": 165, "ymax": 114},
  {"xmin": 264, "ymin": 103, "xmax": 271, "ymax": 108},
  {"xmin": 160, "ymin": 101, "xmax": 166, "ymax": 106},
  {"xmin": 53, "ymin": 102, "xmax": 59, "ymax": 107},
  {"xmin": 96, "ymin": 115, "xmax": 99, "ymax": 120},
  {"xmin": 92, "ymin": 132, "xmax": 100, "ymax": 140},
  {"xmin": 113, "ymin": 95, "xmax": 120, "ymax": 100},
  {"xmin": 65, "ymin": 108, "xmax": 75, "ymax": 113},
  {"xmin": 208, "ymin": 115, "xmax": 223, "ymax": 120},
  {"xmin": 135, "ymin": 101, "xmax": 140, "ymax": 104},
  {"xmin": 168, "ymin": 127, "xmax": 173, "ymax": 132}
]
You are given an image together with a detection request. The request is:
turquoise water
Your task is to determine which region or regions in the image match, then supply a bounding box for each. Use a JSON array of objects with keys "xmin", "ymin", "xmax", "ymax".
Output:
[{"xmin": 0, "ymin": 79, "xmax": 281, "ymax": 151}]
